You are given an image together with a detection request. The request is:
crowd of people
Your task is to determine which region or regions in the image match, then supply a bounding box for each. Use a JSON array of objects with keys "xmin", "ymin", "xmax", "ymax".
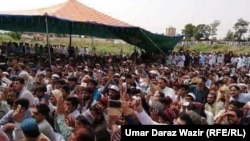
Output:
[{"xmin": 0, "ymin": 41, "xmax": 250, "ymax": 141}]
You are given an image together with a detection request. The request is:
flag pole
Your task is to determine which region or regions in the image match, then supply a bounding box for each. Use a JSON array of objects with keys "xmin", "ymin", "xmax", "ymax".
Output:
[{"xmin": 45, "ymin": 15, "xmax": 52, "ymax": 68}]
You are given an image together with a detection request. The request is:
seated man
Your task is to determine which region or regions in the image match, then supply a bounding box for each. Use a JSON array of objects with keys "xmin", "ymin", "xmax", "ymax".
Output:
[{"xmin": 0, "ymin": 98, "xmax": 31, "ymax": 141}]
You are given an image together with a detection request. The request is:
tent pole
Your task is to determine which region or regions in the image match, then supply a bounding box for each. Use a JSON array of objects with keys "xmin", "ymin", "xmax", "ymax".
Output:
[
  {"xmin": 45, "ymin": 16, "xmax": 52, "ymax": 68},
  {"xmin": 69, "ymin": 22, "xmax": 72, "ymax": 48},
  {"xmin": 91, "ymin": 36, "xmax": 94, "ymax": 55}
]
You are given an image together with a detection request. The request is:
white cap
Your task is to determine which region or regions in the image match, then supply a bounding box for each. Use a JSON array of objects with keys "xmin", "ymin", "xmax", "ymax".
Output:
[
  {"xmin": 183, "ymin": 79, "xmax": 191, "ymax": 85},
  {"xmin": 37, "ymin": 71, "xmax": 46, "ymax": 76},
  {"xmin": 109, "ymin": 85, "xmax": 120, "ymax": 92},
  {"xmin": 183, "ymin": 75, "xmax": 190, "ymax": 79},
  {"xmin": 238, "ymin": 83, "xmax": 248, "ymax": 88},
  {"xmin": 80, "ymin": 82, "xmax": 87, "ymax": 87},
  {"xmin": 164, "ymin": 67, "xmax": 170, "ymax": 70},
  {"xmin": 149, "ymin": 70, "xmax": 159, "ymax": 76},
  {"xmin": 82, "ymin": 109, "xmax": 95, "ymax": 125},
  {"xmin": 51, "ymin": 89, "xmax": 63, "ymax": 101},
  {"xmin": 19, "ymin": 71, "xmax": 29, "ymax": 78},
  {"xmin": 52, "ymin": 74, "xmax": 60, "ymax": 79},
  {"xmin": 3, "ymin": 72, "xmax": 9, "ymax": 76},
  {"xmin": 186, "ymin": 93, "xmax": 196, "ymax": 100}
]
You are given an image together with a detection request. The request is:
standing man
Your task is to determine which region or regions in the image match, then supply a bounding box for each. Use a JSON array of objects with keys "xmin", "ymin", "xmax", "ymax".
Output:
[
  {"xmin": 189, "ymin": 76, "xmax": 210, "ymax": 104},
  {"xmin": 12, "ymin": 77, "xmax": 35, "ymax": 107},
  {"xmin": 157, "ymin": 77, "xmax": 176, "ymax": 101}
]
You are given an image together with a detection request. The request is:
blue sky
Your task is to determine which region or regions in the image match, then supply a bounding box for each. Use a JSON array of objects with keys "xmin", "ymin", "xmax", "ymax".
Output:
[{"xmin": 0, "ymin": 0, "xmax": 249, "ymax": 39}]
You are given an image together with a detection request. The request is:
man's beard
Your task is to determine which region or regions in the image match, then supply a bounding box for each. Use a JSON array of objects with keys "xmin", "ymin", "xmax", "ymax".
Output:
[
  {"xmin": 6, "ymin": 100, "xmax": 13, "ymax": 106},
  {"xmin": 208, "ymin": 101, "xmax": 215, "ymax": 105}
]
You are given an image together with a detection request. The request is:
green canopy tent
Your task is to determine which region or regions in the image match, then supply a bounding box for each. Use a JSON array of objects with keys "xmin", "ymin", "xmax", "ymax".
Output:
[{"xmin": 0, "ymin": 0, "xmax": 183, "ymax": 53}]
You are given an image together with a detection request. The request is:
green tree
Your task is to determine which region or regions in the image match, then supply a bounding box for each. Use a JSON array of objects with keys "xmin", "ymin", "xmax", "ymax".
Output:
[
  {"xmin": 224, "ymin": 30, "xmax": 235, "ymax": 41},
  {"xmin": 194, "ymin": 24, "xmax": 210, "ymax": 40},
  {"xmin": 248, "ymin": 31, "xmax": 250, "ymax": 41},
  {"xmin": 182, "ymin": 24, "xmax": 196, "ymax": 41},
  {"xmin": 209, "ymin": 20, "xmax": 220, "ymax": 37},
  {"xmin": 233, "ymin": 18, "xmax": 249, "ymax": 41}
]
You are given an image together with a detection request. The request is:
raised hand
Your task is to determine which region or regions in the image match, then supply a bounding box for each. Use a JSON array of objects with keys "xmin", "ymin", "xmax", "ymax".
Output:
[
  {"xmin": 56, "ymin": 96, "xmax": 65, "ymax": 115},
  {"xmin": 13, "ymin": 105, "xmax": 25, "ymax": 123}
]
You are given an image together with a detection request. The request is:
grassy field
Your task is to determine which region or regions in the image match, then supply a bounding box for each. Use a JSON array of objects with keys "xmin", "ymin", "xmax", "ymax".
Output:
[
  {"xmin": 48, "ymin": 37, "xmax": 137, "ymax": 55},
  {"xmin": 0, "ymin": 34, "xmax": 137, "ymax": 55},
  {"xmin": 1, "ymin": 34, "xmax": 250, "ymax": 55},
  {"xmin": 174, "ymin": 42, "xmax": 250, "ymax": 54}
]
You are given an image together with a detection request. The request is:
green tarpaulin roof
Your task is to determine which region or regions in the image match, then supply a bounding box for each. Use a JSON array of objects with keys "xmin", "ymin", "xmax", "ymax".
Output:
[{"xmin": 0, "ymin": 0, "xmax": 183, "ymax": 53}]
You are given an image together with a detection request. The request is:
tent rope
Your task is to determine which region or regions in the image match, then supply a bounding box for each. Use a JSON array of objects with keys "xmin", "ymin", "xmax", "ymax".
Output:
[{"xmin": 139, "ymin": 28, "xmax": 167, "ymax": 57}]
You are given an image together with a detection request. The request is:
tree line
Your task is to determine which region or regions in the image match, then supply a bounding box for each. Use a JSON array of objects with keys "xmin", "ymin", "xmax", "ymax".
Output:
[{"xmin": 182, "ymin": 18, "xmax": 249, "ymax": 41}]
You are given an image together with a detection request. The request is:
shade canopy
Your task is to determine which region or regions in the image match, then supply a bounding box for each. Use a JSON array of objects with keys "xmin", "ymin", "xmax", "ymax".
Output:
[{"xmin": 0, "ymin": 0, "xmax": 183, "ymax": 53}]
